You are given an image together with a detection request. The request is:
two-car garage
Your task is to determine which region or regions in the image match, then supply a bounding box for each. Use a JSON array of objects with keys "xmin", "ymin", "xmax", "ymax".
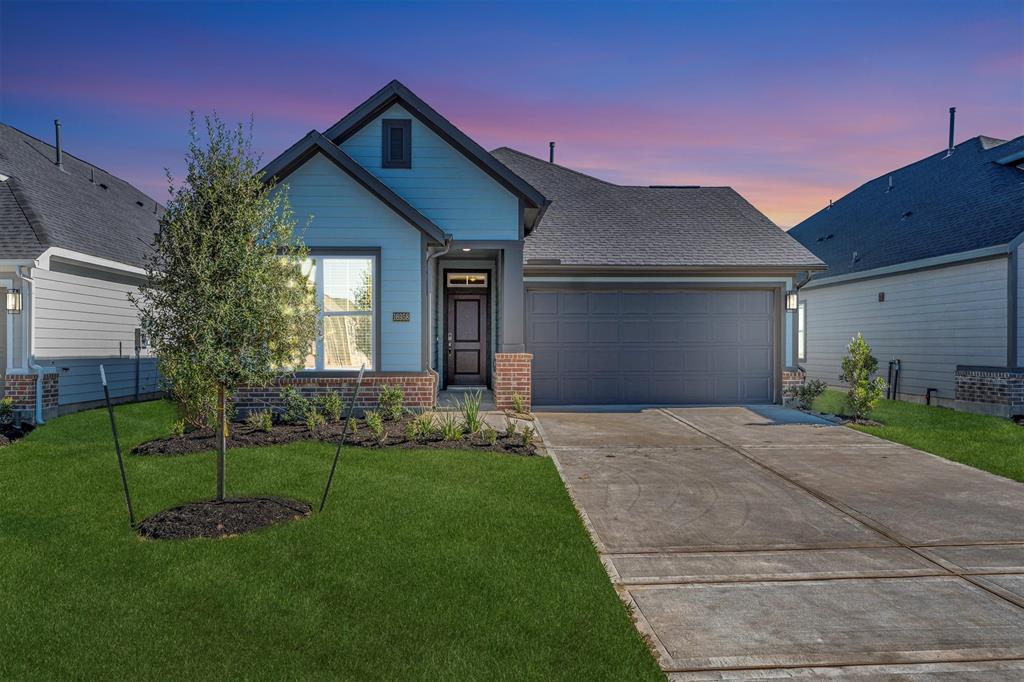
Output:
[{"xmin": 526, "ymin": 287, "xmax": 778, "ymax": 406}]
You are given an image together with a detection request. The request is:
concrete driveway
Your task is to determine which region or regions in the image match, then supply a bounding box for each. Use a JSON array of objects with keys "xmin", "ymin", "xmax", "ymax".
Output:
[{"xmin": 536, "ymin": 406, "xmax": 1024, "ymax": 680}]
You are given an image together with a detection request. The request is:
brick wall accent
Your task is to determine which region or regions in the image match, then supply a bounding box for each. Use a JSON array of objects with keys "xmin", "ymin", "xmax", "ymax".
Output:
[
  {"xmin": 493, "ymin": 353, "xmax": 532, "ymax": 413},
  {"xmin": 954, "ymin": 366, "xmax": 1024, "ymax": 414},
  {"xmin": 3, "ymin": 372, "xmax": 59, "ymax": 422},
  {"xmin": 782, "ymin": 368, "xmax": 806, "ymax": 392},
  {"xmin": 233, "ymin": 372, "xmax": 437, "ymax": 417}
]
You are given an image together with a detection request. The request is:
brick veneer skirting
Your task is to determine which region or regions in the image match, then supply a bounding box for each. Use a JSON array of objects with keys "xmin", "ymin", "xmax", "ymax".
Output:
[
  {"xmin": 493, "ymin": 353, "xmax": 532, "ymax": 413},
  {"xmin": 233, "ymin": 372, "xmax": 438, "ymax": 417},
  {"xmin": 954, "ymin": 366, "xmax": 1024, "ymax": 416},
  {"xmin": 3, "ymin": 372, "xmax": 59, "ymax": 423},
  {"xmin": 782, "ymin": 368, "xmax": 806, "ymax": 392}
]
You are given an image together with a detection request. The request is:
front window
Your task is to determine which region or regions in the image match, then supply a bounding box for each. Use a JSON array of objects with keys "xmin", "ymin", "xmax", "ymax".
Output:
[
  {"xmin": 304, "ymin": 255, "xmax": 376, "ymax": 370},
  {"xmin": 797, "ymin": 301, "xmax": 806, "ymax": 362}
]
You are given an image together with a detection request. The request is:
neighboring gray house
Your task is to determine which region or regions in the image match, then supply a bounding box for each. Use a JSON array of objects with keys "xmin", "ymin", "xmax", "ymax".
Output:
[
  {"xmin": 790, "ymin": 133, "xmax": 1024, "ymax": 417},
  {"xmin": 248, "ymin": 80, "xmax": 822, "ymax": 412},
  {"xmin": 0, "ymin": 122, "xmax": 160, "ymax": 422}
]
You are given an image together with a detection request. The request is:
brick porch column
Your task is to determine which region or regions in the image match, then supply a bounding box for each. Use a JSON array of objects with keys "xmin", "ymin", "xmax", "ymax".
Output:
[{"xmin": 493, "ymin": 353, "xmax": 532, "ymax": 413}]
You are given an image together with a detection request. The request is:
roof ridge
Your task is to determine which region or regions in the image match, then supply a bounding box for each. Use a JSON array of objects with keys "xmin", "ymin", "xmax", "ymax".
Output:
[{"xmin": 492, "ymin": 146, "xmax": 619, "ymax": 187}]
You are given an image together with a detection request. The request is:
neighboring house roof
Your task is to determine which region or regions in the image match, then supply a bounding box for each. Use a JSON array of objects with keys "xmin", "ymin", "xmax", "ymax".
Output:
[
  {"xmin": 789, "ymin": 135, "xmax": 1024, "ymax": 280},
  {"xmin": 491, "ymin": 147, "xmax": 823, "ymax": 271},
  {"xmin": 323, "ymin": 80, "xmax": 549, "ymax": 228},
  {"xmin": 0, "ymin": 123, "xmax": 161, "ymax": 268},
  {"xmin": 261, "ymin": 130, "xmax": 447, "ymax": 244}
]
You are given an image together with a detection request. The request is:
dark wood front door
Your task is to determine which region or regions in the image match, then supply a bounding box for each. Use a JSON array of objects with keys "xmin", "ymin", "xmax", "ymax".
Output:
[{"xmin": 446, "ymin": 292, "xmax": 488, "ymax": 386}]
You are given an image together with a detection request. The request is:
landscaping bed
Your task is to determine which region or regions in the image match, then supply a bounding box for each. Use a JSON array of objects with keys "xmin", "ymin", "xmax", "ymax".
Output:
[
  {"xmin": 137, "ymin": 496, "xmax": 311, "ymax": 540},
  {"xmin": 0, "ymin": 421, "xmax": 33, "ymax": 448},
  {"xmin": 132, "ymin": 411, "xmax": 538, "ymax": 457}
]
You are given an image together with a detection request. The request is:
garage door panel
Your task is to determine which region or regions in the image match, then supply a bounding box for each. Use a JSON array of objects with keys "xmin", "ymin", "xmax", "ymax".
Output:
[{"xmin": 527, "ymin": 288, "xmax": 774, "ymax": 405}]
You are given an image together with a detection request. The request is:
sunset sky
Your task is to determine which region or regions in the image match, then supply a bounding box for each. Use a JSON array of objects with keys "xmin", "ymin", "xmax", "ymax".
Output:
[{"xmin": 1, "ymin": 0, "xmax": 1021, "ymax": 227}]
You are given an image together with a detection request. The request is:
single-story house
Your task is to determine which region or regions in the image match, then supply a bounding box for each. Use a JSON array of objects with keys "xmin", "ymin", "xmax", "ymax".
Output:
[
  {"xmin": 0, "ymin": 122, "xmax": 160, "ymax": 423},
  {"xmin": 790, "ymin": 132, "xmax": 1024, "ymax": 418},
  {"xmin": 245, "ymin": 80, "xmax": 823, "ymax": 413}
]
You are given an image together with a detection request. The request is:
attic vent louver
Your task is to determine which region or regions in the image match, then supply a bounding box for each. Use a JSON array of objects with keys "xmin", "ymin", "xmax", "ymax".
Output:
[
  {"xmin": 98, "ymin": 182, "xmax": 108, "ymax": 190},
  {"xmin": 136, "ymin": 200, "xmax": 144, "ymax": 207},
  {"xmin": 901, "ymin": 211, "xmax": 913, "ymax": 220}
]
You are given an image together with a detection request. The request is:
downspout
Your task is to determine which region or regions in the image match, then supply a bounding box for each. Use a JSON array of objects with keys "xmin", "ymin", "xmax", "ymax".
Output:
[
  {"xmin": 16, "ymin": 265, "xmax": 44, "ymax": 424},
  {"xmin": 425, "ymin": 237, "xmax": 452, "ymax": 393}
]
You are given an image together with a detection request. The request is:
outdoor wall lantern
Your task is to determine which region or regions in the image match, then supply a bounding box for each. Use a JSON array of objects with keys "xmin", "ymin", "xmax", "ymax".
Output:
[
  {"xmin": 785, "ymin": 290, "xmax": 798, "ymax": 311},
  {"xmin": 5, "ymin": 288, "xmax": 22, "ymax": 314}
]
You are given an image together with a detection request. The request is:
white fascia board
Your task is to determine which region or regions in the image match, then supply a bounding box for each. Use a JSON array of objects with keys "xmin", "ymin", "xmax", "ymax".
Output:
[
  {"xmin": 802, "ymin": 245, "xmax": 1009, "ymax": 290},
  {"xmin": 36, "ymin": 247, "xmax": 147, "ymax": 276}
]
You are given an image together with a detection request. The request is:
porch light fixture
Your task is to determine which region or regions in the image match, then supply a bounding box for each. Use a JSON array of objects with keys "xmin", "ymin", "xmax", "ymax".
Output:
[
  {"xmin": 461, "ymin": 248, "xmax": 472, "ymax": 252},
  {"xmin": 5, "ymin": 288, "xmax": 22, "ymax": 314},
  {"xmin": 785, "ymin": 290, "xmax": 798, "ymax": 311}
]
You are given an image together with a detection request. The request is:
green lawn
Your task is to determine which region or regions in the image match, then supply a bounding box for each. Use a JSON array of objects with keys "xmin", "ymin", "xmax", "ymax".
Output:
[
  {"xmin": 814, "ymin": 389, "xmax": 1024, "ymax": 483},
  {"xmin": 0, "ymin": 401, "xmax": 662, "ymax": 681}
]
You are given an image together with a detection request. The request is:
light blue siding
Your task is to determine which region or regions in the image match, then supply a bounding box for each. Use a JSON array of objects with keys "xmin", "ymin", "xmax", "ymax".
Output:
[
  {"xmin": 340, "ymin": 103, "xmax": 520, "ymax": 241},
  {"xmin": 282, "ymin": 153, "xmax": 423, "ymax": 371},
  {"xmin": 41, "ymin": 357, "xmax": 160, "ymax": 406}
]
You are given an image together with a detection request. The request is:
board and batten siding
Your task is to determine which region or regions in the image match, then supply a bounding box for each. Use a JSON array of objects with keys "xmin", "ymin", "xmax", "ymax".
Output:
[
  {"xmin": 281, "ymin": 152, "xmax": 423, "ymax": 371},
  {"xmin": 340, "ymin": 103, "xmax": 520, "ymax": 241},
  {"xmin": 800, "ymin": 257, "xmax": 1009, "ymax": 403}
]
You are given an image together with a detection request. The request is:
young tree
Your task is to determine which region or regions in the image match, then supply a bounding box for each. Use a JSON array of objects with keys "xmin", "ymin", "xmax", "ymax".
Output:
[
  {"xmin": 839, "ymin": 333, "xmax": 887, "ymax": 421},
  {"xmin": 133, "ymin": 115, "xmax": 319, "ymax": 500}
]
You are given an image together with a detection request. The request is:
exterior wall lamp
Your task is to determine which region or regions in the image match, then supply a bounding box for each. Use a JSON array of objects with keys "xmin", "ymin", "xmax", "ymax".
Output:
[
  {"xmin": 6, "ymin": 288, "xmax": 22, "ymax": 314},
  {"xmin": 785, "ymin": 290, "xmax": 798, "ymax": 311}
]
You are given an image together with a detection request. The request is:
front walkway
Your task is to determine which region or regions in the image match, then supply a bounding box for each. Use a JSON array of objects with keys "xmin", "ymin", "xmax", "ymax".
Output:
[{"xmin": 535, "ymin": 405, "xmax": 1024, "ymax": 680}]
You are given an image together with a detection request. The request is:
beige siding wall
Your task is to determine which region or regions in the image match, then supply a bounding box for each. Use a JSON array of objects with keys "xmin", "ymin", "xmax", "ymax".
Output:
[
  {"xmin": 801, "ymin": 257, "xmax": 1008, "ymax": 403},
  {"xmin": 31, "ymin": 267, "xmax": 149, "ymax": 359}
]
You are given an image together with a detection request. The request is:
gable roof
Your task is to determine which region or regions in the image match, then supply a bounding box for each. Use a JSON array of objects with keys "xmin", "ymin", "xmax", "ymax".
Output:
[
  {"xmin": 0, "ymin": 123, "xmax": 161, "ymax": 268},
  {"xmin": 323, "ymin": 80, "xmax": 548, "ymax": 225},
  {"xmin": 260, "ymin": 130, "xmax": 447, "ymax": 244},
  {"xmin": 491, "ymin": 147, "xmax": 823, "ymax": 271},
  {"xmin": 789, "ymin": 135, "xmax": 1024, "ymax": 280}
]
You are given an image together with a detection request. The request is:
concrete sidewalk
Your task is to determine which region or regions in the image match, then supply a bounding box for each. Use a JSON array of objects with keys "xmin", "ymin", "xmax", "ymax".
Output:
[{"xmin": 536, "ymin": 406, "xmax": 1024, "ymax": 680}]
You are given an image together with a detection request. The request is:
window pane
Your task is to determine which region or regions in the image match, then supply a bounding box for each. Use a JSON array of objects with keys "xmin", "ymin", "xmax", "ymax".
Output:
[
  {"xmin": 324, "ymin": 258, "xmax": 373, "ymax": 312},
  {"xmin": 324, "ymin": 315, "xmax": 372, "ymax": 369}
]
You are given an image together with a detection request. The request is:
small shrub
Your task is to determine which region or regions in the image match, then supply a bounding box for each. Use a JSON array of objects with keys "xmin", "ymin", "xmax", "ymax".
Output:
[
  {"xmin": 458, "ymin": 390, "xmax": 484, "ymax": 434},
  {"xmin": 511, "ymin": 393, "xmax": 526, "ymax": 414},
  {"xmin": 482, "ymin": 426, "xmax": 498, "ymax": 446},
  {"xmin": 785, "ymin": 378, "xmax": 829, "ymax": 410},
  {"xmin": 379, "ymin": 384, "xmax": 405, "ymax": 421},
  {"xmin": 839, "ymin": 333, "xmax": 887, "ymax": 420},
  {"xmin": 305, "ymin": 410, "xmax": 325, "ymax": 433},
  {"xmin": 171, "ymin": 419, "xmax": 186, "ymax": 437},
  {"xmin": 520, "ymin": 425, "xmax": 536, "ymax": 448},
  {"xmin": 315, "ymin": 392, "xmax": 343, "ymax": 422},
  {"xmin": 246, "ymin": 409, "xmax": 274, "ymax": 433},
  {"xmin": 437, "ymin": 411, "xmax": 464, "ymax": 442},
  {"xmin": 280, "ymin": 386, "xmax": 312, "ymax": 424},
  {"xmin": 411, "ymin": 412, "xmax": 435, "ymax": 440},
  {"xmin": 0, "ymin": 396, "xmax": 14, "ymax": 426},
  {"xmin": 504, "ymin": 415, "xmax": 518, "ymax": 438},
  {"xmin": 365, "ymin": 410, "xmax": 385, "ymax": 442},
  {"xmin": 404, "ymin": 419, "xmax": 418, "ymax": 441}
]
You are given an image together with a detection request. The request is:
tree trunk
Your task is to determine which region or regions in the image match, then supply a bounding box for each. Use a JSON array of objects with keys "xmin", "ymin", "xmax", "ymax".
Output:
[{"xmin": 216, "ymin": 386, "xmax": 226, "ymax": 501}]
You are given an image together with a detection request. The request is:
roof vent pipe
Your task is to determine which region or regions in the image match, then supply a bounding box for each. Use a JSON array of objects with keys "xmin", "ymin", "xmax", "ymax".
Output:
[
  {"xmin": 946, "ymin": 107, "xmax": 956, "ymax": 157},
  {"xmin": 886, "ymin": 175, "xmax": 894, "ymax": 192},
  {"xmin": 54, "ymin": 119, "xmax": 64, "ymax": 170},
  {"xmin": 549, "ymin": 141, "xmax": 555, "ymax": 163}
]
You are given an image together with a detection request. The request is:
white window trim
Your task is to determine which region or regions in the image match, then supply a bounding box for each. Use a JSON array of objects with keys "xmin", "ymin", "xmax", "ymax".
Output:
[{"xmin": 309, "ymin": 254, "xmax": 377, "ymax": 371}]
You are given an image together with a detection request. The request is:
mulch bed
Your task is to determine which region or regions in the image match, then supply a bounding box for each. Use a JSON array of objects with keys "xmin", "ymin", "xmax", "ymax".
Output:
[
  {"xmin": 132, "ymin": 413, "xmax": 538, "ymax": 457},
  {"xmin": 0, "ymin": 422, "xmax": 34, "ymax": 448},
  {"xmin": 136, "ymin": 496, "xmax": 311, "ymax": 540}
]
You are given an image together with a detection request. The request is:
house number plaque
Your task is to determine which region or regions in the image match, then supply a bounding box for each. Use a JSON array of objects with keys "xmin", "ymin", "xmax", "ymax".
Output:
[{"xmin": 392, "ymin": 312, "xmax": 411, "ymax": 322}]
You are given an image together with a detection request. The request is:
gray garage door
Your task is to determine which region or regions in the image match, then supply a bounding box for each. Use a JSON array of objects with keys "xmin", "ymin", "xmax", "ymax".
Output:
[{"xmin": 527, "ymin": 288, "xmax": 775, "ymax": 405}]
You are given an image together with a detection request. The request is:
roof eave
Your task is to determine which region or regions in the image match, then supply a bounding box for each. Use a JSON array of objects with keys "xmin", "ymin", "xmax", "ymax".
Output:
[{"xmin": 260, "ymin": 131, "xmax": 446, "ymax": 244}]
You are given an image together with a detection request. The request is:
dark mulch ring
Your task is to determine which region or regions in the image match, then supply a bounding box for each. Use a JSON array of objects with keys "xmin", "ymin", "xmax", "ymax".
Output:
[
  {"xmin": 132, "ymin": 412, "xmax": 538, "ymax": 458},
  {"xmin": 136, "ymin": 496, "xmax": 312, "ymax": 540},
  {"xmin": 800, "ymin": 409, "xmax": 883, "ymax": 427},
  {"xmin": 0, "ymin": 422, "xmax": 34, "ymax": 448}
]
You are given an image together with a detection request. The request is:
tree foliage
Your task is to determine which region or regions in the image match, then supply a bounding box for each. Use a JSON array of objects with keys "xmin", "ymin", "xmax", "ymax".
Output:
[
  {"xmin": 839, "ymin": 333, "xmax": 887, "ymax": 420},
  {"xmin": 132, "ymin": 114, "xmax": 319, "ymax": 497}
]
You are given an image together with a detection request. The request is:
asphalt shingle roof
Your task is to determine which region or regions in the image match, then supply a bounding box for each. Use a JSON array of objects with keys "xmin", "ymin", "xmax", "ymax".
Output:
[
  {"xmin": 789, "ymin": 135, "xmax": 1024, "ymax": 280},
  {"xmin": 0, "ymin": 123, "xmax": 161, "ymax": 268},
  {"xmin": 491, "ymin": 147, "xmax": 822, "ymax": 269}
]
